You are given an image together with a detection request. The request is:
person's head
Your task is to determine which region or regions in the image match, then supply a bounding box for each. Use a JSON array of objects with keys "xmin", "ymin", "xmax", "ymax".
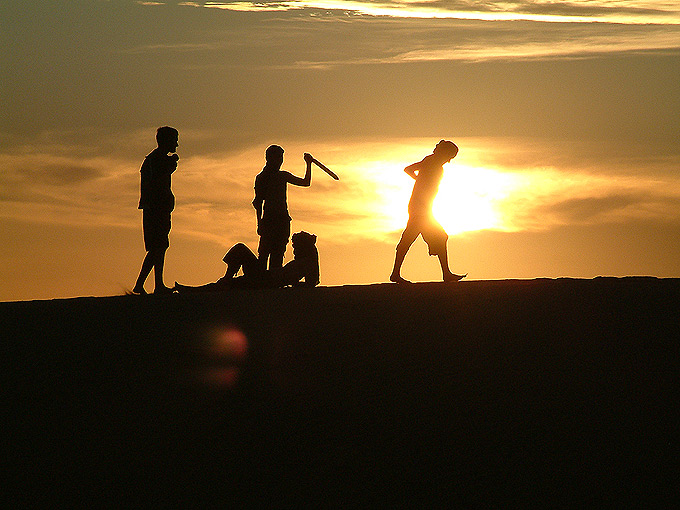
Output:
[
  {"xmin": 156, "ymin": 126, "xmax": 179, "ymax": 153},
  {"xmin": 290, "ymin": 231, "xmax": 320, "ymax": 286},
  {"xmin": 265, "ymin": 144, "xmax": 284, "ymax": 169},
  {"xmin": 291, "ymin": 231, "xmax": 318, "ymax": 260},
  {"xmin": 433, "ymin": 140, "xmax": 458, "ymax": 162}
]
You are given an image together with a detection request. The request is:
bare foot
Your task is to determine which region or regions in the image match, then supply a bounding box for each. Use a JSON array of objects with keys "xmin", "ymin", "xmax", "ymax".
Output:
[
  {"xmin": 390, "ymin": 274, "xmax": 411, "ymax": 284},
  {"xmin": 443, "ymin": 273, "xmax": 466, "ymax": 282},
  {"xmin": 131, "ymin": 285, "xmax": 147, "ymax": 295},
  {"xmin": 154, "ymin": 285, "xmax": 174, "ymax": 295}
]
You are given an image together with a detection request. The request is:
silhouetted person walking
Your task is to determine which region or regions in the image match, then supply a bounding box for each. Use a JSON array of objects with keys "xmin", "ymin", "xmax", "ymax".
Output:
[
  {"xmin": 253, "ymin": 145, "xmax": 313, "ymax": 270},
  {"xmin": 390, "ymin": 140, "xmax": 465, "ymax": 284},
  {"xmin": 133, "ymin": 126, "xmax": 179, "ymax": 295}
]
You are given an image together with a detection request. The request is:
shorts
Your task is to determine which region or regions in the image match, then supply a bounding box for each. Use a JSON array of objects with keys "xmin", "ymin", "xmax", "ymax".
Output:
[
  {"xmin": 258, "ymin": 219, "xmax": 291, "ymax": 256},
  {"xmin": 406, "ymin": 214, "xmax": 448, "ymax": 256},
  {"xmin": 143, "ymin": 209, "xmax": 171, "ymax": 252}
]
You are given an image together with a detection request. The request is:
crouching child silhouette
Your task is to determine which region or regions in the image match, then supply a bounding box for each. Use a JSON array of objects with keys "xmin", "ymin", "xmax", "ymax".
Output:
[
  {"xmin": 133, "ymin": 126, "xmax": 179, "ymax": 295},
  {"xmin": 390, "ymin": 140, "xmax": 466, "ymax": 284},
  {"xmin": 175, "ymin": 231, "xmax": 320, "ymax": 292}
]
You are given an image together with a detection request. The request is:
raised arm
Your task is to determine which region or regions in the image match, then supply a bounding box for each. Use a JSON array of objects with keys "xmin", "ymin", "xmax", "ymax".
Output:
[
  {"xmin": 404, "ymin": 160, "xmax": 423, "ymax": 180},
  {"xmin": 286, "ymin": 153, "xmax": 313, "ymax": 187},
  {"xmin": 168, "ymin": 153, "xmax": 179, "ymax": 174}
]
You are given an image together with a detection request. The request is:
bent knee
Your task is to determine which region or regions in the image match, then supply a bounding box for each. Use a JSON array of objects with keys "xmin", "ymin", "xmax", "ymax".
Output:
[
  {"xmin": 224, "ymin": 242, "xmax": 251, "ymax": 262},
  {"xmin": 396, "ymin": 236, "xmax": 416, "ymax": 252}
]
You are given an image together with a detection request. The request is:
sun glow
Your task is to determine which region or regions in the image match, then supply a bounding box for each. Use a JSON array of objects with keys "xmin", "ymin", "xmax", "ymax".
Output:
[
  {"xmin": 375, "ymin": 162, "xmax": 519, "ymax": 236},
  {"xmin": 433, "ymin": 164, "xmax": 518, "ymax": 235}
]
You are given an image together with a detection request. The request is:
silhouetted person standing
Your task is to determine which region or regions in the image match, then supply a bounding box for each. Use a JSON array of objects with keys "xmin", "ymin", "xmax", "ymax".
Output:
[
  {"xmin": 133, "ymin": 126, "xmax": 179, "ymax": 295},
  {"xmin": 253, "ymin": 145, "xmax": 313, "ymax": 270},
  {"xmin": 390, "ymin": 140, "xmax": 465, "ymax": 284}
]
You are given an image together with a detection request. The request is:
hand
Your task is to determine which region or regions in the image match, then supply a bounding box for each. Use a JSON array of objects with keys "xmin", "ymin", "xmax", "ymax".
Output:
[
  {"xmin": 170, "ymin": 153, "xmax": 179, "ymax": 162},
  {"xmin": 303, "ymin": 153, "xmax": 314, "ymax": 164}
]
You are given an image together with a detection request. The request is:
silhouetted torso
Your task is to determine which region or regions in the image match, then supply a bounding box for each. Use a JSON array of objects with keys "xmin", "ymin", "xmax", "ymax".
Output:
[
  {"xmin": 138, "ymin": 148, "xmax": 177, "ymax": 212},
  {"xmin": 254, "ymin": 168, "xmax": 293, "ymax": 223},
  {"xmin": 408, "ymin": 154, "xmax": 444, "ymax": 216}
]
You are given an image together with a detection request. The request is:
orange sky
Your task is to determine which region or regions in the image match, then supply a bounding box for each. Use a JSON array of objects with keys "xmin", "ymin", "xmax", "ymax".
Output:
[{"xmin": 1, "ymin": 1, "xmax": 679, "ymax": 301}]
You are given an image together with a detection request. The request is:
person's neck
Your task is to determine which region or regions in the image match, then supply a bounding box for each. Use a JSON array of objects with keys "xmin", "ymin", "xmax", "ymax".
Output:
[
  {"xmin": 157, "ymin": 145, "xmax": 175, "ymax": 155},
  {"xmin": 432, "ymin": 154, "xmax": 449, "ymax": 165}
]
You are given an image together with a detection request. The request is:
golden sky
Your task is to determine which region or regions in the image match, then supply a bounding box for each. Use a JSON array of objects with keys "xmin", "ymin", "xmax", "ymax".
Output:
[{"xmin": 1, "ymin": 1, "xmax": 679, "ymax": 301}]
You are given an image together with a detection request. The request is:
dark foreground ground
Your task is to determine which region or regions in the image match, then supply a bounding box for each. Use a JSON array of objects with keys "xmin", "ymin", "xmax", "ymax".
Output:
[{"xmin": 3, "ymin": 278, "xmax": 679, "ymax": 506}]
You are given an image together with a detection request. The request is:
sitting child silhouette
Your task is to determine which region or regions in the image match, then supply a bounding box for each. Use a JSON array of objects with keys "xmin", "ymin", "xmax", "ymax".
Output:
[{"xmin": 175, "ymin": 231, "xmax": 320, "ymax": 292}]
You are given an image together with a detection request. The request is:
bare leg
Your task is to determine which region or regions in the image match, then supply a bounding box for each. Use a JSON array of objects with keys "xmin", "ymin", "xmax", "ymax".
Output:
[
  {"xmin": 223, "ymin": 243, "xmax": 257, "ymax": 278},
  {"xmin": 437, "ymin": 250, "xmax": 454, "ymax": 281},
  {"xmin": 175, "ymin": 280, "xmax": 227, "ymax": 293},
  {"xmin": 257, "ymin": 235, "xmax": 270, "ymax": 269},
  {"xmin": 133, "ymin": 252, "xmax": 154, "ymax": 294},
  {"xmin": 390, "ymin": 228, "xmax": 418, "ymax": 283},
  {"xmin": 257, "ymin": 251, "xmax": 269, "ymax": 270},
  {"xmin": 153, "ymin": 248, "xmax": 172, "ymax": 293},
  {"xmin": 269, "ymin": 249, "xmax": 285, "ymax": 270},
  {"xmin": 437, "ymin": 251, "xmax": 466, "ymax": 282},
  {"xmin": 176, "ymin": 243, "xmax": 259, "ymax": 293}
]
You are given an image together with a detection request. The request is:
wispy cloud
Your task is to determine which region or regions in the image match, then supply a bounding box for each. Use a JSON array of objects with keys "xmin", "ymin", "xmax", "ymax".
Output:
[
  {"xmin": 196, "ymin": 1, "xmax": 680, "ymax": 24},
  {"xmin": 130, "ymin": 3, "xmax": 680, "ymax": 67},
  {"xmin": 501, "ymin": 170, "xmax": 680, "ymax": 231},
  {"xmin": 384, "ymin": 28, "xmax": 680, "ymax": 63},
  {"xmin": 288, "ymin": 25, "xmax": 680, "ymax": 67}
]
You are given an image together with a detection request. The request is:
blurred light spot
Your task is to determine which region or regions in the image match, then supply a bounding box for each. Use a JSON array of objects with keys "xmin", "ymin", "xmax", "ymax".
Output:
[
  {"xmin": 208, "ymin": 326, "xmax": 248, "ymax": 359},
  {"xmin": 197, "ymin": 325, "xmax": 248, "ymax": 389}
]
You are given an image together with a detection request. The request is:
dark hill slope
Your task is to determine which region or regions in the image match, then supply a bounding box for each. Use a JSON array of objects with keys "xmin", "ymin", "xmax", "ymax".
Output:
[{"xmin": 3, "ymin": 278, "xmax": 679, "ymax": 506}]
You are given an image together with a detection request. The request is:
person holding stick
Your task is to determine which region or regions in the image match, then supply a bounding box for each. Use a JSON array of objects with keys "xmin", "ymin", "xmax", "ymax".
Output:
[
  {"xmin": 252, "ymin": 145, "xmax": 314, "ymax": 270},
  {"xmin": 390, "ymin": 140, "xmax": 466, "ymax": 284}
]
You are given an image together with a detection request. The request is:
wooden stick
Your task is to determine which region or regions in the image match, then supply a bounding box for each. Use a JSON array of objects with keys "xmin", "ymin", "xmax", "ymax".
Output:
[{"xmin": 311, "ymin": 158, "xmax": 339, "ymax": 180}]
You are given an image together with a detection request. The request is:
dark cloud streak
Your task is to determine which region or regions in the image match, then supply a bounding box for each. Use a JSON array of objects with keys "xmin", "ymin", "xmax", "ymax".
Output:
[{"xmin": 13, "ymin": 164, "xmax": 104, "ymax": 186}]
